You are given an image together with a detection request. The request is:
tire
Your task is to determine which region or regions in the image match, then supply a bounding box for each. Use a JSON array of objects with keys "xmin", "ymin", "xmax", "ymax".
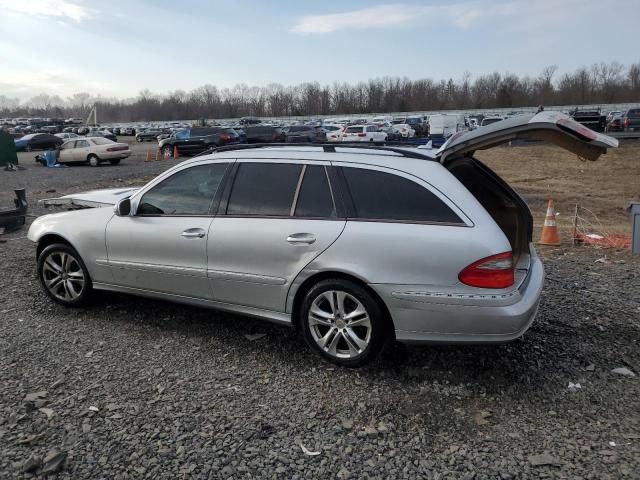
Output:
[
  {"xmin": 163, "ymin": 146, "xmax": 173, "ymax": 158},
  {"xmin": 136, "ymin": 136, "xmax": 143, "ymax": 142},
  {"xmin": 300, "ymin": 279, "xmax": 389, "ymax": 367},
  {"xmin": 109, "ymin": 159, "xmax": 121, "ymax": 165},
  {"xmin": 87, "ymin": 154, "xmax": 100, "ymax": 167},
  {"xmin": 37, "ymin": 243, "xmax": 92, "ymax": 307}
]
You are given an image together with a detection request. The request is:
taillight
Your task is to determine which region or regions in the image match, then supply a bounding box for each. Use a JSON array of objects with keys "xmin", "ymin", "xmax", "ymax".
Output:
[
  {"xmin": 357, "ymin": 133, "xmax": 366, "ymax": 137},
  {"xmin": 624, "ymin": 118, "xmax": 629, "ymax": 126},
  {"xmin": 458, "ymin": 252, "xmax": 514, "ymax": 289},
  {"xmin": 220, "ymin": 133, "xmax": 233, "ymax": 142}
]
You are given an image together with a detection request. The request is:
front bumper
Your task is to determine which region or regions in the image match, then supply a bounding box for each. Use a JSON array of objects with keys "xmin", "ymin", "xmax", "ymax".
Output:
[{"xmin": 372, "ymin": 252, "xmax": 544, "ymax": 344}]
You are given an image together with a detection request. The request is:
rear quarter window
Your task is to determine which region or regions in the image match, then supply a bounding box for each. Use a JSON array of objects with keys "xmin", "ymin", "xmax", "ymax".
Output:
[{"xmin": 342, "ymin": 167, "xmax": 462, "ymax": 224}]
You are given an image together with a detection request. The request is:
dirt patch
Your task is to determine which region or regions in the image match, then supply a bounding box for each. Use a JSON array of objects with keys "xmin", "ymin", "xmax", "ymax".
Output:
[{"xmin": 476, "ymin": 140, "xmax": 640, "ymax": 238}]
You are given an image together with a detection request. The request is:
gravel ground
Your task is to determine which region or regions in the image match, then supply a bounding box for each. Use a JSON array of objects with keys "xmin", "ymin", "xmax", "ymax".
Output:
[{"xmin": 1, "ymin": 143, "xmax": 639, "ymax": 479}]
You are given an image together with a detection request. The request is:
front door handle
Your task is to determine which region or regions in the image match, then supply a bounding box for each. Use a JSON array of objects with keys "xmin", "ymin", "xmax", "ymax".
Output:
[
  {"xmin": 181, "ymin": 228, "xmax": 206, "ymax": 239},
  {"xmin": 286, "ymin": 233, "xmax": 316, "ymax": 245}
]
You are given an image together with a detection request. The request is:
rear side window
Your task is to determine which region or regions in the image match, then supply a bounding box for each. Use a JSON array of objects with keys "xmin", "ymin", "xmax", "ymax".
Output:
[
  {"xmin": 342, "ymin": 167, "xmax": 462, "ymax": 223},
  {"xmin": 295, "ymin": 166, "xmax": 335, "ymax": 218},
  {"xmin": 366, "ymin": 126, "xmax": 377, "ymax": 132},
  {"xmin": 227, "ymin": 163, "xmax": 302, "ymax": 216},
  {"xmin": 345, "ymin": 126, "xmax": 362, "ymax": 133},
  {"xmin": 138, "ymin": 163, "xmax": 229, "ymax": 215},
  {"xmin": 628, "ymin": 109, "xmax": 640, "ymax": 118}
]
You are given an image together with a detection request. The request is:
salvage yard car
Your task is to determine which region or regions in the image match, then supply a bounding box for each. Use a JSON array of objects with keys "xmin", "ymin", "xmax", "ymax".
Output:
[
  {"xmin": 28, "ymin": 112, "xmax": 617, "ymax": 366},
  {"xmin": 55, "ymin": 137, "xmax": 131, "ymax": 166},
  {"xmin": 14, "ymin": 133, "xmax": 63, "ymax": 152},
  {"xmin": 341, "ymin": 124, "xmax": 387, "ymax": 143}
]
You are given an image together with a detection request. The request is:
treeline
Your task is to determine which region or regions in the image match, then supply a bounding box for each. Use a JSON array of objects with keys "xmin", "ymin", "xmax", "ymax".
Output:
[{"xmin": 1, "ymin": 62, "xmax": 639, "ymax": 122}]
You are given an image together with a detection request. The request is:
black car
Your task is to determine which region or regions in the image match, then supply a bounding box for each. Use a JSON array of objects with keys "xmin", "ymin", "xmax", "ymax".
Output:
[
  {"xmin": 569, "ymin": 109, "xmax": 607, "ymax": 132},
  {"xmin": 243, "ymin": 125, "xmax": 286, "ymax": 143},
  {"xmin": 158, "ymin": 127, "xmax": 243, "ymax": 157},
  {"xmin": 14, "ymin": 133, "xmax": 63, "ymax": 152},
  {"xmin": 135, "ymin": 129, "xmax": 163, "ymax": 142},
  {"xmin": 285, "ymin": 125, "xmax": 326, "ymax": 143}
]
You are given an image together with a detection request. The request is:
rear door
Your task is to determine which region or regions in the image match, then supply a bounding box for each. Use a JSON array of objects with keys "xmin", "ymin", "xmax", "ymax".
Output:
[
  {"xmin": 207, "ymin": 160, "xmax": 345, "ymax": 312},
  {"xmin": 438, "ymin": 111, "xmax": 618, "ymax": 163},
  {"xmin": 72, "ymin": 139, "xmax": 91, "ymax": 162}
]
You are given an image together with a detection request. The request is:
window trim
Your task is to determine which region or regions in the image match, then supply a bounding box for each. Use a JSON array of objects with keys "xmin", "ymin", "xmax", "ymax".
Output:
[{"xmin": 134, "ymin": 162, "xmax": 232, "ymax": 218}]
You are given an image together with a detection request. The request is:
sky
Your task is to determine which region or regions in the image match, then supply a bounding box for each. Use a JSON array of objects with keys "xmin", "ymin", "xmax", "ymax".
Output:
[{"xmin": 0, "ymin": 0, "xmax": 638, "ymax": 102}]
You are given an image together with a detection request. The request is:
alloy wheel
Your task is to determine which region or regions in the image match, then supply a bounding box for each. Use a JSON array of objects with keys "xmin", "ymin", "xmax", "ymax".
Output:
[
  {"xmin": 308, "ymin": 290, "xmax": 372, "ymax": 359},
  {"xmin": 41, "ymin": 251, "xmax": 85, "ymax": 301}
]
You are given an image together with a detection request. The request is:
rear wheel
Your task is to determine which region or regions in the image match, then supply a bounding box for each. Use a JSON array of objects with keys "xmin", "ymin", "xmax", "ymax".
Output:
[
  {"xmin": 136, "ymin": 136, "xmax": 143, "ymax": 142},
  {"xmin": 37, "ymin": 243, "xmax": 92, "ymax": 306},
  {"xmin": 300, "ymin": 279, "xmax": 388, "ymax": 367},
  {"xmin": 163, "ymin": 146, "xmax": 173, "ymax": 158}
]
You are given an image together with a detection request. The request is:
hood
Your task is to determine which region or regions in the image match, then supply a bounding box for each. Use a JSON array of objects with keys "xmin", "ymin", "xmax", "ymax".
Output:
[
  {"xmin": 40, "ymin": 187, "xmax": 139, "ymax": 208},
  {"xmin": 437, "ymin": 111, "xmax": 618, "ymax": 163}
]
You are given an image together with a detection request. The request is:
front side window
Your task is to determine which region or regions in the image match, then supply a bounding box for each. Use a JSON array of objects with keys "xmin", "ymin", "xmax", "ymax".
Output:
[
  {"xmin": 137, "ymin": 163, "xmax": 229, "ymax": 215},
  {"xmin": 342, "ymin": 167, "xmax": 462, "ymax": 223},
  {"xmin": 227, "ymin": 163, "xmax": 302, "ymax": 216}
]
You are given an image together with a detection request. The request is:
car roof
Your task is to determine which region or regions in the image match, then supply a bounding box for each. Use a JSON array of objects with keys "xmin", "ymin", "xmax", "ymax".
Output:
[{"xmin": 181, "ymin": 145, "xmax": 439, "ymax": 174}]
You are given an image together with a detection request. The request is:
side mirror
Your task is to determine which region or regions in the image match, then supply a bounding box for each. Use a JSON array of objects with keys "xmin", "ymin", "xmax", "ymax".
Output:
[{"xmin": 114, "ymin": 197, "xmax": 131, "ymax": 216}]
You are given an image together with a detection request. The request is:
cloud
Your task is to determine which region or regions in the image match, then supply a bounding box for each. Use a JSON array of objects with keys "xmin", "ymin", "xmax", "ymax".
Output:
[
  {"xmin": 0, "ymin": 0, "xmax": 94, "ymax": 22},
  {"xmin": 292, "ymin": 1, "xmax": 525, "ymax": 34},
  {"xmin": 292, "ymin": 5, "xmax": 424, "ymax": 33}
]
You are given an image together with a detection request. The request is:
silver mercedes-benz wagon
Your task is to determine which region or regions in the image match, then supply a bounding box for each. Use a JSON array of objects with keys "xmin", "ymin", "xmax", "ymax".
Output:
[{"xmin": 28, "ymin": 112, "xmax": 617, "ymax": 366}]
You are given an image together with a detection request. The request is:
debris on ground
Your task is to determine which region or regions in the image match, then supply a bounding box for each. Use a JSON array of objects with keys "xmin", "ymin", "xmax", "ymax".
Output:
[
  {"xmin": 299, "ymin": 443, "xmax": 321, "ymax": 456},
  {"xmin": 611, "ymin": 367, "xmax": 636, "ymax": 377},
  {"xmin": 244, "ymin": 333, "xmax": 267, "ymax": 341}
]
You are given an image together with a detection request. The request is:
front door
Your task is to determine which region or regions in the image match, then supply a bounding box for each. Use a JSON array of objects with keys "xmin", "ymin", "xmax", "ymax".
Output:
[
  {"xmin": 208, "ymin": 161, "xmax": 345, "ymax": 312},
  {"xmin": 105, "ymin": 161, "xmax": 230, "ymax": 298}
]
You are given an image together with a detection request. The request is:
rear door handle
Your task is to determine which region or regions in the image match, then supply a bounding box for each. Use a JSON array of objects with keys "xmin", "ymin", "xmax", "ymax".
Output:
[
  {"xmin": 181, "ymin": 228, "xmax": 206, "ymax": 239},
  {"xmin": 286, "ymin": 233, "xmax": 316, "ymax": 245}
]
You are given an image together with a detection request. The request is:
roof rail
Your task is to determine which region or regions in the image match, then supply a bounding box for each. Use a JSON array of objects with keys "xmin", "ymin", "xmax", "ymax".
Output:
[{"xmin": 207, "ymin": 142, "xmax": 435, "ymax": 160}]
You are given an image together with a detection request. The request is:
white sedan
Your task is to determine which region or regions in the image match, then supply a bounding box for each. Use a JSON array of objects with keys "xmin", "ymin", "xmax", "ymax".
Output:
[
  {"xmin": 59, "ymin": 137, "xmax": 131, "ymax": 166},
  {"xmin": 340, "ymin": 125, "xmax": 387, "ymax": 143},
  {"xmin": 55, "ymin": 132, "xmax": 80, "ymax": 141},
  {"xmin": 392, "ymin": 124, "xmax": 416, "ymax": 138}
]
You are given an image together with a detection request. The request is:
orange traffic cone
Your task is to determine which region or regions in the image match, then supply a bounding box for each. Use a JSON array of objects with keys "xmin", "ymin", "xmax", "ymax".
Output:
[
  {"xmin": 538, "ymin": 199, "xmax": 561, "ymax": 246},
  {"xmin": 155, "ymin": 150, "xmax": 161, "ymax": 161},
  {"xmin": 145, "ymin": 151, "xmax": 152, "ymax": 162},
  {"xmin": 173, "ymin": 146, "xmax": 179, "ymax": 160}
]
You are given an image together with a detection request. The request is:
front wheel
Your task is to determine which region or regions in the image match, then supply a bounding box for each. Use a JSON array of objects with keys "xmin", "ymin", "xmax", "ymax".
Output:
[
  {"xmin": 87, "ymin": 154, "xmax": 100, "ymax": 167},
  {"xmin": 300, "ymin": 279, "xmax": 389, "ymax": 367},
  {"xmin": 136, "ymin": 136, "xmax": 143, "ymax": 142},
  {"xmin": 37, "ymin": 243, "xmax": 92, "ymax": 306},
  {"xmin": 163, "ymin": 146, "xmax": 173, "ymax": 158}
]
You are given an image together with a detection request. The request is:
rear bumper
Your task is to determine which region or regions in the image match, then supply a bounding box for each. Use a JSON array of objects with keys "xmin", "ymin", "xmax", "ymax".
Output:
[{"xmin": 372, "ymin": 252, "xmax": 544, "ymax": 344}]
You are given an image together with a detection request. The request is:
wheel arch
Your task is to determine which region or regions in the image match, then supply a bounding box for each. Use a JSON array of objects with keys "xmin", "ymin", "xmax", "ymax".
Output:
[
  {"xmin": 36, "ymin": 233, "xmax": 74, "ymax": 258},
  {"xmin": 290, "ymin": 270, "xmax": 395, "ymax": 337}
]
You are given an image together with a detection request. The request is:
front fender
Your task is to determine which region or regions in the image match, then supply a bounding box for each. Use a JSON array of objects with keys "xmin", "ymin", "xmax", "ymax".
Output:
[{"xmin": 28, "ymin": 207, "xmax": 115, "ymax": 283}]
